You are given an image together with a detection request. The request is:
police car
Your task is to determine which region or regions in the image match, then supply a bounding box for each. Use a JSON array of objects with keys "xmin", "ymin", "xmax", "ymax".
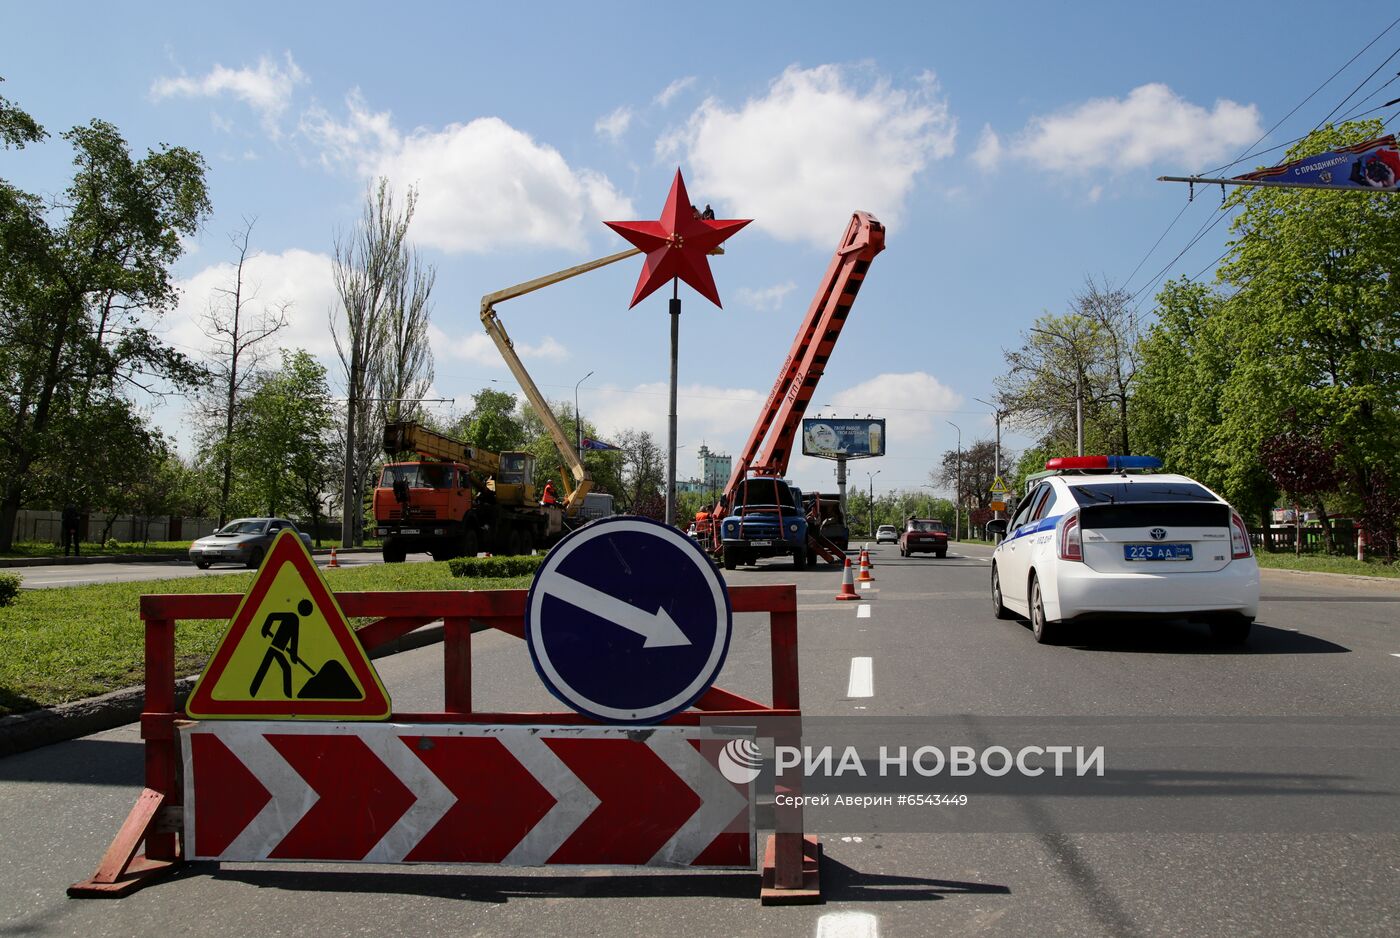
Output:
[{"xmin": 987, "ymin": 456, "xmax": 1259, "ymax": 645}]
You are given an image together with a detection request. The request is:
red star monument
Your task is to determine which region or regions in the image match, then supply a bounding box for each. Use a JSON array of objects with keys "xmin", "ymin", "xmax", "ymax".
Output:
[{"xmin": 605, "ymin": 170, "xmax": 750, "ymax": 308}]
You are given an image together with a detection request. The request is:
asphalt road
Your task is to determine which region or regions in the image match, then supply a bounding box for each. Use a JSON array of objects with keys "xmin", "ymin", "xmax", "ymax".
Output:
[
  {"xmin": 14, "ymin": 549, "xmax": 423, "ymax": 589},
  {"xmin": 2, "ymin": 544, "xmax": 1398, "ymax": 937}
]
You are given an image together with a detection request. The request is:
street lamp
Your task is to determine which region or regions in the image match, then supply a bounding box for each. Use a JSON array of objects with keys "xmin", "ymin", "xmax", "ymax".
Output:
[
  {"xmin": 946, "ymin": 420, "xmax": 961, "ymax": 542},
  {"xmin": 574, "ymin": 370, "xmax": 594, "ymax": 463},
  {"xmin": 866, "ymin": 469, "xmax": 881, "ymax": 539}
]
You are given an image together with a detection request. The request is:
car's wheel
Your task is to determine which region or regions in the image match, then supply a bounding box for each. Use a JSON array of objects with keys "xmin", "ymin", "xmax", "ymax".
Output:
[
  {"xmin": 1208, "ymin": 614, "xmax": 1253, "ymax": 645},
  {"xmin": 936, "ymin": 550, "xmax": 947, "ymax": 559},
  {"xmin": 461, "ymin": 529, "xmax": 479, "ymax": 558},
  {"xmin": 383, "ymin": 543, "xmax": 407, "ymax": 564},
  {"xmin": 991, "ymin": 564, "xmax": 1014, "ymax": 620},
  {"xmin": 722, "ymin": 550, "xmax": 736, "ymax": 571},
  {"xmin": 1030, "ymin": 574, "xmax": 1060, "ymax": 644},
  {"xmin": 793, "ymin": 547, "xmax": 808, "ymax": 571},
  {"xmin": 245, "ymin": 548, "xmax": 264, "ymax": 570},
  {"xmin": 194, "ymin": 560, "xmax": 211, "ymax": 570}
]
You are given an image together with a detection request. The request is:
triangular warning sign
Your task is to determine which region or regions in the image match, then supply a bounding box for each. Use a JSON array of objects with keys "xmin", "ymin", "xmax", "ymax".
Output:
[
  {"xmin": 990, "ymin": 476, "xmax": 1010, "ymax": 495},
  {"xmin": 186, "ymin": 531, "xmax": 391, "ymax": 720}
]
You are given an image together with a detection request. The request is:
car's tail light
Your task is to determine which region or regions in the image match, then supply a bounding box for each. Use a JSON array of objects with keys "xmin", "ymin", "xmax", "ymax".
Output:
[
  {"xmin": 1230, "ymin": 511, "xmax": 1252, "ymax": 559},
  {"xmin": 1058, "ymin": 510, "xmax": 1083, "ymax": 562}
]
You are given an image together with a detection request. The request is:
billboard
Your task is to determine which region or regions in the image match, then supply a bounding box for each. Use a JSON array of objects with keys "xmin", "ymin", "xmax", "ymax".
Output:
[
  {"xmin": 1234, "ymin": 135, "xmax": 1400, "ymax": 191},
  {"xmin": 802, "ymin": 418, "xmax": 886, "ymax": 459}
]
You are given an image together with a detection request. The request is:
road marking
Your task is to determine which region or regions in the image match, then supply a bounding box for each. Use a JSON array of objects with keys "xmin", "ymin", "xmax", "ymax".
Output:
[
  {"xmin": 1391, "ymin": 653, "xmax": 1400, "ymax": 659},
  {"xmin": 857, "ymin": 604, "xmax": 871, "ymax": 619},
  {"xmin": 859, "ymin": 581, "xmax": 871, "ymax": 590},
  {"xmin": 846, "ymin": 657, "xmax": 873, "ymax": 698},
  {"xmin": 817, "ymin": 911, "xmax": 879, "ymax": 938}
]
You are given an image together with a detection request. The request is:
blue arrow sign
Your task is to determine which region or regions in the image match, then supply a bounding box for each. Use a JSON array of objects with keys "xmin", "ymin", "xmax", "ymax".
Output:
[{"xmin": 525, "ymin": 515, "xmax": 732, "ymax": 724}]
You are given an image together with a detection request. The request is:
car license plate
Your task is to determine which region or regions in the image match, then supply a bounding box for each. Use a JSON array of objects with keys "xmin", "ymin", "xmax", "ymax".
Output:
[
  {"xmin": 1124, "ymin": 543, "xmax": 1192, "ymax": 561},
  {"xmin": 400, "ymin": 528, "xmax": 420, "ymax": 535},
  {"xmin": 749, "ymin": 539, "xmax": 772, "ymax": 547}
]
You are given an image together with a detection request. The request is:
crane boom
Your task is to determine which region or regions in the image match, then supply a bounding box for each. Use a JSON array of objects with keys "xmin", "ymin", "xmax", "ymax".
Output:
[
  {"xmin": 382, "ymin": 420, "xmax": 500, "ymax": 477},
  {"xmin": 479, "ymin": 248, "xmax": 639, "ymax": 517},
  {"xmin": 723, "ymin": 211, "xmax": 886, "ymax": 496}
]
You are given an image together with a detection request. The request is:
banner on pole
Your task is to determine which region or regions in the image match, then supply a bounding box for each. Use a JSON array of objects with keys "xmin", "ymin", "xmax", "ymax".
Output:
[{"xmin": 1234, "ymin": 135, "xmax": 1400, "ymax": 191}]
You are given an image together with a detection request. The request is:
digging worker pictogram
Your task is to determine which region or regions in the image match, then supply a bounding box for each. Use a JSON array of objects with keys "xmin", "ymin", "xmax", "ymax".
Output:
[{"xmin": 249, "ymin": 600, "xmax": 314, "ymax": 698}]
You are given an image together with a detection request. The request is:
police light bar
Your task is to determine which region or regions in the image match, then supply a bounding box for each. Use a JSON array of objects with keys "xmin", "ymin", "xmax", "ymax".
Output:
[{"xmin": 1045, "ymin": 455, "xmax": 1163, "ymax": 471}]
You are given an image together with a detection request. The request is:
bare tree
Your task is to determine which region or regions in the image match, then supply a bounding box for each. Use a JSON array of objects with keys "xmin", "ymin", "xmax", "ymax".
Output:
[
  {"xmin": 197, "ymin": 217, "xmax": 288, "ymax": 525},
  {"xmin": 332, "ymin": 178, "xmax": 415, "ymax": 547},
  {"xmin": 376, "ymin": 243, "xmax": 435, "ymax": 426},
  {"xmin": 1072, "ymin": 277, "xmax": 1139, "ymax": 455}
]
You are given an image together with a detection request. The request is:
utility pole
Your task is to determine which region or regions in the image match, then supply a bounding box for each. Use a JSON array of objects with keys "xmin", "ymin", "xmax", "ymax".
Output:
[
  {"xmin": 866, "ymin": 469, "xmax": 881, "ymax": 539},
  {"xmin": 665, "ymin": 282, "xmax": 680, "ymax": 527},
  {"xmin": 947, "ymin": 421, "xmax": 961, "ymax": 542},
  {"xmin": 975, "ymin": 396, "xmax": 1007, "ymax": 524}
]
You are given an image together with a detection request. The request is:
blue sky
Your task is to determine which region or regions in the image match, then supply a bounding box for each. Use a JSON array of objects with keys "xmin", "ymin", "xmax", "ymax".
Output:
[{"xmin": 3, "ymin": 3, "xmax": 1394, "ymax": 498}]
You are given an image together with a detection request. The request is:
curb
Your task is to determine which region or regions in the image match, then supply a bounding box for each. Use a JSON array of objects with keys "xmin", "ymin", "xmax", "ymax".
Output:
[
  {"xmin": 0, "ymin": 547, "xmax": 380, "ymax": 569},
  {"xmin": 0, "ymin": 621, "xmax": 453, "ymax": 759},
  {"xmin": 1259, "ymin": 565, "xmax": 1400, "ymax": 589}
]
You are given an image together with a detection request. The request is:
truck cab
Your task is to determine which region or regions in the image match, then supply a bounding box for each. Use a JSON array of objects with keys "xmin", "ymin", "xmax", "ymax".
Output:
[{"xmin": 719, "ymin": 476, "xmax": 810, "ymax": 570}]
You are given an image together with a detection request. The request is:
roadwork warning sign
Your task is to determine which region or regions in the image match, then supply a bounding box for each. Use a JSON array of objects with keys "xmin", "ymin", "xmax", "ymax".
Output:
[{"xmin": 185, "ymin": 531, "xmax": 391, "ymax": 720}]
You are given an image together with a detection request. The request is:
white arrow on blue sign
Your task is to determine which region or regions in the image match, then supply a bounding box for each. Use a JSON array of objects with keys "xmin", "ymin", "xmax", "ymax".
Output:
[{"xmin": 525, "ymin": 515, "xmax": 732, "ymax": 724}]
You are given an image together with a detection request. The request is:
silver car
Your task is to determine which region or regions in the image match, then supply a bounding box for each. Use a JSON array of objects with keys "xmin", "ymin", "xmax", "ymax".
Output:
[{"xmin": 188, "ymin": 518, "xmax": 313, "ymax": 569}]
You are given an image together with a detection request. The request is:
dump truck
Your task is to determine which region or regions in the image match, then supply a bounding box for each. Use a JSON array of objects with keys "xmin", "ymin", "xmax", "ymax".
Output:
[{"xmin": 373, "ymin": 421, "xmax": 563, "ymax": 562}]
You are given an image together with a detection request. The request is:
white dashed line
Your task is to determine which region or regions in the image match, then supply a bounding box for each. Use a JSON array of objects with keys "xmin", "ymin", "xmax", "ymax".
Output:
[
  {"xmin": 1391, "ymin": 653, "xmax": 1400, "ymax": 659},
  {"xmin": 847, "ymin": 657, "xmax": 874, "ymax": 698},
  {"xmin": 817, "ymin": 911, "xmax": 879, "ymax": 938},
  {"xmin": 859, "ymin": 580, "xmax": 871, "ymax": 590},
  {"xmin": 857, "ymin": 604, "xmax": 871, "ymax": 618}
]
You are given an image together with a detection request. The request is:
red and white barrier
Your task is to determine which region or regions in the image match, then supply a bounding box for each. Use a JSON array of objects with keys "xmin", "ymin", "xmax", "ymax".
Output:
[{"xmin": 182, "ymin": 723, "xmax": 753, "ymax": 867}]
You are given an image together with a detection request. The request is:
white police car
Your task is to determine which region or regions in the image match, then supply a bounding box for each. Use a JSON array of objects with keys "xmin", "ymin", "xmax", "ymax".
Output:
[{"xmin": 988, "ymin": 456, "xmax": 1259, "ymax": 645}]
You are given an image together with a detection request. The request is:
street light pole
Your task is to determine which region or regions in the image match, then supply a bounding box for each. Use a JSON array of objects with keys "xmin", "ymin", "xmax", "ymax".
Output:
[
  {"xmin": 574, "ymin": 370, "xmax": 594, "ymax": 464},
  {"xmin": 866, "ymin": 469, "xmax": 881, "ymax": 539},
  {"xmin": 946, "ymin": 420, "xmax": 961, "ymax": 542}
]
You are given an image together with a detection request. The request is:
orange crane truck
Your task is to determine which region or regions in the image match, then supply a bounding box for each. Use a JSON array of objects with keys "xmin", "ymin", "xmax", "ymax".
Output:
[{"xmin": 373, "ymin": 421, "xmax": 563, "ymax": 563}]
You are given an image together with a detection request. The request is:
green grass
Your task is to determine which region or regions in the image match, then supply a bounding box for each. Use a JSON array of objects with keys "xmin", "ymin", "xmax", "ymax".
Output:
[
  {"xmin": 0, "ymin": 562, "xmax": 531, "ymax": 716},
  {"xmin": 1253, "ymin": 550, "xmax": 1400, "ymax": 579}
]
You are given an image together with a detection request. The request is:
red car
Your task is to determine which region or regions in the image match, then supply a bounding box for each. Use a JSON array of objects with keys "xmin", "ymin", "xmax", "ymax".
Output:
[{"xmin": 899, "ymin": 518, "xmax": 949, "ymax": 558}]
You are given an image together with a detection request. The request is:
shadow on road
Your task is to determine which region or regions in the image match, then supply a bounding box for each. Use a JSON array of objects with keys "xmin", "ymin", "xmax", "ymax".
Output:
[
  {"xmin": 1062, "ymin": 621, "xmax": 1349, "ymax": 655},
  {"xmin": 822, "ymin": 855, "xmax": 1011, "ymax": 903},
  {"xmin": 207, "ymin": 866, "xmax": 759, "ymax": 903},
  {"xmin": 0, "ymin": 737, "xmax": 142, "ymax": 783}
]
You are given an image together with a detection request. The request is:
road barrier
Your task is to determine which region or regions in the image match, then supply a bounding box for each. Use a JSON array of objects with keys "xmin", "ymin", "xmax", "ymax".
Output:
[{"xmin": 68, "ymin": 584, "xmax": 820, "ymax": 904}]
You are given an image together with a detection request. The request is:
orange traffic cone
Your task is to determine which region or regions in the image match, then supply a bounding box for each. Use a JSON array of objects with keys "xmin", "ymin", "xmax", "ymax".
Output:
[
  {"xmin": 835, "ymin": 557, "xmax": 861, "ymax": 601},
  {"xmin": 857, "ymin": 549, "xmax": 875, "ymax": 583},
  {"xmin": 863, "ymin": 544, "xmax": 875, "ymax": 569},
  {"xmin": 328, "ymin": 547, "xmax": 340, "ymax": 568}
]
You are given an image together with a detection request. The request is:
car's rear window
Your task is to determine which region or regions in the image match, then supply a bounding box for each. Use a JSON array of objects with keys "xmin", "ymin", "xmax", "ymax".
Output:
[
  {"xmin": 908, "ymin": 521, "xmax": 946, "ymax": 532},
  {"xmin": 1069, "ymin": 481, "xmax": 1217, "ymax": 506}
]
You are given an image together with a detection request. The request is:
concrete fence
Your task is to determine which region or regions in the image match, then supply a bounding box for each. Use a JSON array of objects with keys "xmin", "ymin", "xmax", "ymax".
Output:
[{"xmin": 13, "ymin": 510, "xmax": 222, "ymax": 545}]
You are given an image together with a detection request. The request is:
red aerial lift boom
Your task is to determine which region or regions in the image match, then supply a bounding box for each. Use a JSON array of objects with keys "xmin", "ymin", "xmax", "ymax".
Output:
[{"xmin": 709, "ymin": 211, "xmax": 886, "ymax": 563}]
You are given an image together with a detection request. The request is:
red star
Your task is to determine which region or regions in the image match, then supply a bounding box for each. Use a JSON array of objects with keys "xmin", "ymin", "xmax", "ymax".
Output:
[{"xmin": 605, "ymin": 169, "xmax": 750, "ymax": 309}]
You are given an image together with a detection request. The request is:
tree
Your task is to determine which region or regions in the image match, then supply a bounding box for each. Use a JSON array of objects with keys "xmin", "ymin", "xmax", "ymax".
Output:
[
  {"xmin": 376, "ymin": 240, "xmax": 435, "ymax": 427},
  {"xmin": 614, "ymin": 429, "xmax": 665, "ymax": 514},
  {"xmin": 197, "ymin": 217, "xmax": 288, "ymax": 526},
  {"xmin": 0, "ymin": 90, "xmax": 210, "ymax": 549},
  {"xmin": 932, "ymin": 439, "xmax": 1010, "ymax": 514},
  {"xmin": 450, "ymin": 387, "xmax": 526, "ymax": 454},
  {"xmin": 1259, "ymin": 424, "xmax": 1342, "ymax": 556},
  {"xmin": 332, "ymin": 178, "xmax": 416, "ymax": 546},
  {"xmin": 236, "ymin": 350, "xmax": 336, "ymax": 526}
]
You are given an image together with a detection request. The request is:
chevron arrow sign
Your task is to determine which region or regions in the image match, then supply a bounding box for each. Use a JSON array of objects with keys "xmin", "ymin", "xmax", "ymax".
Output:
[{"xmin": 180, "ymin": 723, "xmax": 755, "ymax": 868}]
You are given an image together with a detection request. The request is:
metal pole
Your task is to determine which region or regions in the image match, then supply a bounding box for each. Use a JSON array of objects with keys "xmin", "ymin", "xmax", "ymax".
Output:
[
  {"xmin": 946, "ymin": 421, "xmax": 961, "ymax": 542},
  {"xmin": 836, "ymin": 455, "xmax": 848, "ymax": 517},
  {"xmin": 665, "ymin": 281, "xmax": 680, "ymax": 527},
  {"xmin": 340, "ymin": 358, "xmax": 358, "ymax": 549},
  {"xmin": 1075, "ymin": 370, "xmax": 1084, "ymax": 457},
  {"xmin": 574, "ymin": 370, "xmax": 594, "ymax": 464}
]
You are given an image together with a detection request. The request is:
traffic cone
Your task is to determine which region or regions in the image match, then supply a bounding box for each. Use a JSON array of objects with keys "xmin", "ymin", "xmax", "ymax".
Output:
[
  {"xmin": 834, "ymin": 557, "xmax": 861, "ymax": 601},
  {"xmin": 857, "ymin": 549, "xmax": 874, "ymax": 583},
  {"xmin": 328, "ymin": 547, "xmax": 340, "ymax": 568},
  {"xmin": 863, "ymin": 544, "xmax": 875, "ymax": 569}
]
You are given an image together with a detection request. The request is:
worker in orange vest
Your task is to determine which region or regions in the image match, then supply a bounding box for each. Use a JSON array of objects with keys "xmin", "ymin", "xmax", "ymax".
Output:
[{"xmin": 542, "ymin": 480, "xmax": 558, "ymax": 506}]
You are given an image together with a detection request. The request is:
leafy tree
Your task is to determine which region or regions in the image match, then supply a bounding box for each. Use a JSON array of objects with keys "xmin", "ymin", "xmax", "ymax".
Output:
[
  {"xmin": 933, "ymin": 439, "xmax": 1015, "ymax": 514},
  {"xmin": 1259, "ymin": 424, "xmax": 1343, "ymax": 555},
  {"xmin": 0, "ymin": 89, "xmax": 210, "ymax": 549},
  {"xmin": 450, "ymin": 387, "xmax": 526, "ymax": 454},
  {"xmin": 236, "ymin": 350, "xmax": 336, "ymax": 525}
]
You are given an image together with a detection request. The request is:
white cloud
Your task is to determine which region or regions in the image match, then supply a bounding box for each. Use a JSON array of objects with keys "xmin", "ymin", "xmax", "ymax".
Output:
[
  {"xmin": 971, "ymin": 123, "xmax": 1002, "ymax": 172},
  {"xmin": 1087, "ymin": 184, "xmax": 1104, "ymax": 203},
  {"xmin": 828, "ymin": 371, "xmax": 963, "ymax": 436},
  {"xmin": 1013, "ymin": 83, "xmax": 1262, "ymax": 173},
  {"xmin": 588, "ymin": 383, "xmax": 764, "ymax": 443},
  {"xmin": 736, "ymin": 280, "xmax": 798, "ymax": 311},
  {"xmin": 595, "ymin": 105, "xmax": 633, "ymax": 141},
  {"xmin": 163, "ymin": 248, "xmax": 339, "ymax": 363},
  {"xmin": 655, "ymin": 76, "xmax": 696, "ymax": 107},
  {"xmin": 151, "ymin": 53, "xmax": 307, "ymax": 136},
  {"xmin": 657, "ymin": 65, "xmax": 957, "ymax": 245},
  {"xmin": 303, "ymin": 93, "xmax": 634, "ymax": 254},
  {"xmin": 430, "ymin": 325, "xmax": 569, "ymax": 367}
]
